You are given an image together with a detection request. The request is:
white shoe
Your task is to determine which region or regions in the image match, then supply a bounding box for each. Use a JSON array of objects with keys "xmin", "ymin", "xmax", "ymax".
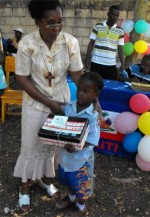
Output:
[
  {"xmin": 18, "ymin": 192, "xmax": 30, "ymax": 214},
  {"xmin": 39, "ymin": 180, "xmax": 58, "ymax": 196}
]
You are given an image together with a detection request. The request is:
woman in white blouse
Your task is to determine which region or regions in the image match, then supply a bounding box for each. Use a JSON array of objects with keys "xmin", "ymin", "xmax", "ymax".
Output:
[{"xmin": 13, "ymin": 0, "xmax": 84, "ymax": 214}]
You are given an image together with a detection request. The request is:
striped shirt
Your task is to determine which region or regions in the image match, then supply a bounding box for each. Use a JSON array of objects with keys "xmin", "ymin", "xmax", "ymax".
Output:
[{"xmin": 90, "ymin": 21, "xmax": 124, "ymax": 66}]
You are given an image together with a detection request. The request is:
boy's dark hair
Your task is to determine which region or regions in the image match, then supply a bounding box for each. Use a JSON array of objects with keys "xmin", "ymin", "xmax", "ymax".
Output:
[
  {"xmin": 28, "ymin": 0, "xmax": 63, "ymax": 20},
  {"xmin": 108, "ymin": 5, "xmax": 120, "ymax": 13},
  {"xmin": 79, "ymin": 72, "xmax": 104, "ymax": 91},
  {"xmin": 142, "ymin": 54, "xmax": 150, "ymax": 62}
]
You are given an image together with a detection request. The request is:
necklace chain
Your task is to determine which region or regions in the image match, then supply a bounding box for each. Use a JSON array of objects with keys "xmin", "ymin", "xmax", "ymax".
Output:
[{"xmin": 40, "ymin": 46, "xmax": 55, "ymax": 86}]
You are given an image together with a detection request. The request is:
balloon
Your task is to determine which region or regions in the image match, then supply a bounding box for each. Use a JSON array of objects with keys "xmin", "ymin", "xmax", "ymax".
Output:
[
  {"xmin": 138, "ymin": 135, "xmax": 150, "ymax": 162},
  {"xmin": 136, "ymin": 153, "xmax": 150, "ymax": 171},
  {"xmin": 134, "ymin": 40, "xmax": 148, "ymax": 53},
  {"xmin": 143, "ymin": 44, "xmax": 150, "ymax": 55},
  {"xmin": 129, "ymin": 93, "xmax": 150, "ymax": 114},
  {"xmin": 123, "ymin": 42, "xmax": 134, "ymax": 56},
  {"xmin": 134, "ymin": 20, "xmax": 148, "ymax": 34},
  {"xmin": 144, "ymin": 23, "xmax": 150, "ymax": 38},
  {"xmin": 114, "ymin": 112, "xmax": 139, "ymax": 134},
  {"xmin": 138, "ymin": 112, "xmax": 150, "ymax": 135},
  {"xmin": 121, "ymin": 20, "xmax": 134, "ymax": 33},
  {"xmin": 124, "ymin": 33, "xmax": 130, "ymax": 43},
  {"xmin": 123, "ymin": 131, "xmax": 143, "ymax": 153},
  {"xmin": 67, "ymin": 75, "xmax": 77, "ymax": 100}
]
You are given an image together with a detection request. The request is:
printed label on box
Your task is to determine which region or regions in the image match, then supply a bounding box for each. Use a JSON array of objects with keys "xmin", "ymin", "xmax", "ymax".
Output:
[{"xmin": 51, "ymin": 115, "xmax": 68, "ymax": 127}]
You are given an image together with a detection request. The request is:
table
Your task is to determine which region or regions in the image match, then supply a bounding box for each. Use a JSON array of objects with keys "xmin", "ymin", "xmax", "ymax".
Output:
[
  {"xmin": 99, "ymin": 80, "xmax": 150, "ymax": 112},
  {"xmin": 96, "ymin": 80, "xmax": 150, "ymax": 158}
]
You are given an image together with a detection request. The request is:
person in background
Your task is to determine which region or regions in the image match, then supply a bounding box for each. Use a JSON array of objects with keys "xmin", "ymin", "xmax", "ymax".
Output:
[
  {"xmin": 0, "ymin": 51, "xmax": 6, "ymax": 93},
  {"xmin": 13, "ymin": 0, "xmax": 84, "ymax": 214},
  {"xmin": 7, "ymin": 28, "xmax": 23, "ymax": 54},
  {"xmin": 55, "ymin": 72, "xmax": 103, "ymax": 217},
  {"xmin": 85, "ymin": 5, "xmax": 124, "ymax": 80},
  {"xmin": 0, "ymin": 30, "xmax": 4, "ymax": 52},
  {"xmin": 120, "ymin": 54, "xmax": 150, "ymax": 84},
  {"xmin": 2, "ymin": 36, "xmax": 7, "ymax": 51}
]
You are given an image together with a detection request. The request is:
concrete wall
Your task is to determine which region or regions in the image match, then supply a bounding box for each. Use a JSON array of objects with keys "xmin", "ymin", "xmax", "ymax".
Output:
[{"xmin": 1, "ymin": 0, "xmax": 150, "ymax": 60}]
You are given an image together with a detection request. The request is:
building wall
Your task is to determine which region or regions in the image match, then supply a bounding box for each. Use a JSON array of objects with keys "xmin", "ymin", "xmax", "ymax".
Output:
[{"xmin": 1, "ymin": 0, "xmax": 149, "ymax": 60}]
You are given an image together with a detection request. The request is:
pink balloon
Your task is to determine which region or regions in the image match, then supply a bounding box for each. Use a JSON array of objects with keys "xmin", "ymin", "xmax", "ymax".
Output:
[
  {"xmin": 129, "ymin": 93, "xmax": 150, "ymax": 114},
  {"xmin": 124, "ymin": 33, "xmax": 130, "ymax": 43},
  {"xmin": 136, "ymin": 153, "xmax": 150, "ymax": 171},
  {"xmin": 143, "ymin": 44, "xmax": 150, "ymax": 55},
  {"xmin": 114, "ymin": 112, "xmax": 139, "ymax": 134}
]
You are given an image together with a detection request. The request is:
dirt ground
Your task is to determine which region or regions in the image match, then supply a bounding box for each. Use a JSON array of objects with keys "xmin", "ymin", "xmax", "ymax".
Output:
[{"xmin": 0, "ymin": 114, "xmax": 150, "ymax": 217}]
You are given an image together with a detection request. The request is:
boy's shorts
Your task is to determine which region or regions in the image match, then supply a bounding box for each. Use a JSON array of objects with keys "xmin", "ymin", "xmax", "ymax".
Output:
[
  {"xmin": 91, "ymin": 62, "xmax": 118, "ymax": 80},
  {"xmin": 58, "ymin": 161, "xmax": 94, "ymax": 201}
]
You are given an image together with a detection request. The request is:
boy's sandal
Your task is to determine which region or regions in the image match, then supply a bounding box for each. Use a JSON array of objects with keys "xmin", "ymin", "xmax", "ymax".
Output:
[
  {"xmin": 18, "ymin": 193, "xmax": 30, "ymax": 215},
  {"xmin": 39, "ymin": 179, "xmax": 58, "ymax": 197},
  {"xmin": 55, "ymin": 195, "xmax": 76, "ymax": 209},
  {"xmin": 64, "ymin": 205, "xmax": 87, "ymax": 217}
]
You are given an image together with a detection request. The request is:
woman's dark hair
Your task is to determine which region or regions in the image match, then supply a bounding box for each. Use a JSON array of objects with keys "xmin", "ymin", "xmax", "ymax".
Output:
[
  {"xmin": 79, "ymin": 72, "xmax": 104, "ymax": 91},
  {"xmin": 28, "ymin": 0, "xmax": 63, "ymax": 20}
]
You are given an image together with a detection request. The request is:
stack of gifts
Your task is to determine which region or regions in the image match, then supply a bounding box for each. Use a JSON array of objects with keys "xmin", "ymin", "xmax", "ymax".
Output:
[{"xmin": 38, "ymin": 114, "xmax": 89, "ymax": 150}]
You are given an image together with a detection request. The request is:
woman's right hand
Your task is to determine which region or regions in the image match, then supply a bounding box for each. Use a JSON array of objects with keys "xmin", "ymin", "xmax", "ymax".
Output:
[
  {"xmin": 48, "ymin": 100, "xmax": 66, "ymax": 115},
  {"xmin": 15, "ymin": 75, "xmax": 66, "ymax": 115}
]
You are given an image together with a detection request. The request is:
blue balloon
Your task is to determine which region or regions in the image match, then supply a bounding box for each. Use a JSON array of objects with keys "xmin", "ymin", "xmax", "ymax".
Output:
[
  {"xmin": 121, "ymin": 20, "xmax": 134, "ymax": 33},
  {"xmin": 123, "ymin": 131, "xmax": 143, "ymax": 153},
  {"xmin": 67, "ymin": 75, "xmax": 77, "ymax": 101},
  {"xmin": 134, "ymin": 20, "xmax": 148, "ymax": 34}
]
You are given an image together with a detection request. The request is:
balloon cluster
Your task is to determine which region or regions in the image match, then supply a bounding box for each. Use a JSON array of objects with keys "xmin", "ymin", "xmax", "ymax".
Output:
[
  {"xmin": 114, "ymin": 93, "xmax": 150, "ymax": 171},
  {"xmin": 120, "ymin": 19, "xmax": 150, "ymax": 56}
]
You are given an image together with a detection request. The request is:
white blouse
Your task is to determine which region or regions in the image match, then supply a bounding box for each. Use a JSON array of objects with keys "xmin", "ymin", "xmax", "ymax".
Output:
[{"xmin": 15, "ymin": 30, "xmax": 83, "ymax": 112}]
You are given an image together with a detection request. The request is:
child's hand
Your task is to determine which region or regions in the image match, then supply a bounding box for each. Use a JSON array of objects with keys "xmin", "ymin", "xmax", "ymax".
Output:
[{"xmin": 64, "ymin": 144, "xmax": 76, "ymax": 153}]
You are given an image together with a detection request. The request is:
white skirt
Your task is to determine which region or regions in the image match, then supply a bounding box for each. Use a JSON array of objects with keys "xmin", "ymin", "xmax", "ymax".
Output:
[{"xmin": 13, "ymin": 99, "xmax": 58, "ymax": 182}]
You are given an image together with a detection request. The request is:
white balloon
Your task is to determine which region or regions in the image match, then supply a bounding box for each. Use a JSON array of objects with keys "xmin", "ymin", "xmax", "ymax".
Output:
[
  {"xmin": 138, "ymin": 135, "xmax": 150, "ymax": 162},
  {"xmin": 121, "ymin": 20, "xmax": 134, "ymax": 33},
  {"xmin": 144, "ymin": 23, "xmax": 150, "ymax": 38}
]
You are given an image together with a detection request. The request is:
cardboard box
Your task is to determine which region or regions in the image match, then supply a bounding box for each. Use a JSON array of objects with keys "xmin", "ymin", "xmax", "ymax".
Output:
[
  {"xmin": 96, "ymin": 131, "xmax": 136, "ymax": 158},
  {"xmin": 38, "ymin": 114, "xmax": 89, "ymax": 150},
  {"xmin": 95, "ymin": 110, "xmax": 136, "ymax": 159}
]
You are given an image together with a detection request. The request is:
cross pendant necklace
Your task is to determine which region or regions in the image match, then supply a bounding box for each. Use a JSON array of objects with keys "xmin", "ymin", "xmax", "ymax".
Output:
[
  {"xmin": 45, "ymin": 72, "xmax": 55, "ymax": 86},
  {"xmin": 40, "ymin": 46, "xmax": 55, "ymax": 87}
]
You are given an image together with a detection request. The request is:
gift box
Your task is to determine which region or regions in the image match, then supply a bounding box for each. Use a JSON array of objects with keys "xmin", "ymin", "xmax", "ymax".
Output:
[{"xmin": 38, "ymin": 114, "xmax": 89, "ymax": 150}]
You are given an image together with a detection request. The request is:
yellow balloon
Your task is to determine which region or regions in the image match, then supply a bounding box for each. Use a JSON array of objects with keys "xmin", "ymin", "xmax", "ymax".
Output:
[
  {"xmin": 134, "ymin": 40, "xmax": 148, "ymax": 53},
  {"xmin": 138, "ymin": 112, "xmax": 150, "ymax": 135}
]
